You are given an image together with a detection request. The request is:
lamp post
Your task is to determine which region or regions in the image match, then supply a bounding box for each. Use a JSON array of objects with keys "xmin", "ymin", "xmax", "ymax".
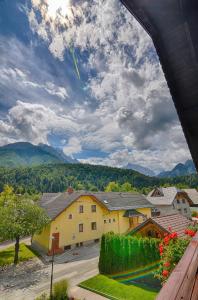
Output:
[{"xmin": 50, "ymin": 236, "xmax": 55, "ymax": 300}]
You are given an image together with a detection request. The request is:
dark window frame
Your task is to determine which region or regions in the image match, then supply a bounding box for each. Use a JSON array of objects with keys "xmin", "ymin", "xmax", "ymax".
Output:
[{"xmin": 79, "ymin": 223, "xmax": 83, "ymax": 232}]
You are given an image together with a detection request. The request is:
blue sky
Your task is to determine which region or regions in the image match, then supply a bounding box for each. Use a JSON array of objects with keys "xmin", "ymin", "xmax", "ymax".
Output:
[{"xmin": 0, "ymin": 0, "xmax": 191, "ymax": 172}]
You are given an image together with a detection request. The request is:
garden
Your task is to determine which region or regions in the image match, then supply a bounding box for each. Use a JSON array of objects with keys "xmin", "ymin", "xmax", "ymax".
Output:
[{"xmin": 80, "ymin": 226, "xmax": 198, "ymax": 300}]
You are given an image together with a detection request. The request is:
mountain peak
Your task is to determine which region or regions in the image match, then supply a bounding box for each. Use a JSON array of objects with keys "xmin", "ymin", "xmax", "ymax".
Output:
[
  {"xmin": 0, "ymin": 142, "xmax": 78, "ymax": 168},
  {"xmin": 158, "ymin": 159, "xmax": 196, "ymax": 178}
]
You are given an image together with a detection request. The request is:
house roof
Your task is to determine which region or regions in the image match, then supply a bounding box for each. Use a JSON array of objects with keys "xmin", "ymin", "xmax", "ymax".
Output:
[
  {"xmin": 123, "ymin": 209, "xmax": 145, "ymax": 218},
  {"xmin": 147, "ymin": 187, "xmax": 181, "ymax": 206},
  {"xmin": 183, "ymin": 189, "xmax": 198, "ymax": 206},
  {"xmin": 40, "ymin": 191, "xmax": 153, "ymax": 220},
  {"xmin": 131, "ymin": 213, "xmax": 192, "ymax": 238}
]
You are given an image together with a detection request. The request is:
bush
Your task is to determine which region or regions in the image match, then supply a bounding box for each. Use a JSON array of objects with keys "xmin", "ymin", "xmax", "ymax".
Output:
[
  {"xmin": 35, "ymin": 279, "xmax": 68, "ymax": 300},
  {"xmin": 191, "ymin": 211, "xmax": 198, "ymax": 217},
  {"xmin": 155, "ymin": 232, "xmax": 190, "ymax": 283},
  {"xmin": 99, "ymin": 233, "xmax": 160, "ymax": 274},
  {"xmin": 35, "ymin": 293, "xmax": 49, "ymax": 300},
  {"xmin": 53, "ymin": 279, "xmax": 68, "ymax": 300}
]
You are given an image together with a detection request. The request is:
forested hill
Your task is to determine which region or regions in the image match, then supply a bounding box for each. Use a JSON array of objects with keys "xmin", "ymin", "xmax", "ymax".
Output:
[{"xmin": 0, "ymin": 163, "xmax": 197, "ymax": 194}]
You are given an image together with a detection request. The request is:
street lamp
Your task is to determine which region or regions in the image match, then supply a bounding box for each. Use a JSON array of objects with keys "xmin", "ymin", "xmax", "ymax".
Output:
[{"xmin": 50, "ymin": 236, "xmax": 55, "ymax": 300}]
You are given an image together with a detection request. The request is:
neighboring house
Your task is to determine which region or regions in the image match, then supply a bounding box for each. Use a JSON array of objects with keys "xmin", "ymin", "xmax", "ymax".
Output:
[
  {"xmin": 129, "ymin": 213, "xmax": 192, "ymax": 238},
  {"xmin": 183, "ymin": 189, "xmax": 198, "ymax": 209},
  {"xmin": 32, "ymin": 189, "xmax": 153, "ymax": 254},
  {"xmin": 147, "ymin": 187, "xmax": 192, "ymax": 219}
]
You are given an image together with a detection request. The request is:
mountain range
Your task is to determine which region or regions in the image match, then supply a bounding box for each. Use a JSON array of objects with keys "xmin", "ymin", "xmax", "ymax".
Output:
[
  {"xmin": 0, "ymin": 142, "xmax": 77, "ymax": 167},
  {"xmin": 0, "ymin": 143, "xmax": 196, "ymax": 178},
  {"xmin": 125, "ymin": 163, "xmax": 156, "ymax": 177},
  {"xmin": 158, "ymin": 160, "xmax": 196, "ymax": 178}
]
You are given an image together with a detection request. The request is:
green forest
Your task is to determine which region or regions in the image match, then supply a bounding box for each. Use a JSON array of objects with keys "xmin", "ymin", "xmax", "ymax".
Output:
[{"xmin": 0, "ymin": 163, "xmax": 197, "ymax": 194}]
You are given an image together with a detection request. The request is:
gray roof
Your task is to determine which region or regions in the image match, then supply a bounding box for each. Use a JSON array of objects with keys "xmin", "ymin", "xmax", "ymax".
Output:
[
  {"xmin": 183, "ymin": 189, "xmax": 198, "ymax": 205},
  {"xmin": 123, "ymin": 209, "xmax": 145, "ymax": 218},
  {"xmin": 147, "ymin": 187, "xmax": 182, "ymax": 206},
  {"xmin": 40, "ymin": 191, "xmax": 153, "ymax": 219}
]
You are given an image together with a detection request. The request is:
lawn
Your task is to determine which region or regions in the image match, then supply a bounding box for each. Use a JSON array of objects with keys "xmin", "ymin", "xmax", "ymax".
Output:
[
  {"xmin": 79, "ymin": 275, "xmax": 158, "ymax": 300},
  {"xmin": 0, "ymin": 243, "xmax": 38, "ymax": 266}
]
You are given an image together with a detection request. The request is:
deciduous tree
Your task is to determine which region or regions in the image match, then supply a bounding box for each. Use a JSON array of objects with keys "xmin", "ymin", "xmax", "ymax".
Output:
[{"xmin": 0, "ymin": 185, "xmax": 49, "ymax": 264}]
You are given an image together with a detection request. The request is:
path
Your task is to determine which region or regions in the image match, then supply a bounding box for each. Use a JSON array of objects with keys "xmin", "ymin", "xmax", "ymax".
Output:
[{"xmin": 0, "ymin": 243, "xmax": 106, "ymax": 300}]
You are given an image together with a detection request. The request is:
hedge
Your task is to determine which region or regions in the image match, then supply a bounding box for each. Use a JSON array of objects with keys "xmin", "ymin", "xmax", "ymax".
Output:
[{"xmin": 99, "ymin": 233, "xmax": 160, "ymax": 274}]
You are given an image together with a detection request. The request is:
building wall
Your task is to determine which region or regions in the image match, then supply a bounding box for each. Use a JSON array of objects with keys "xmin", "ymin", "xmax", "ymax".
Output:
[
  {"xmin": 135, "ymin": 222, "xmax": 165, "ymax": 238},
  {"xmin": 155, "ymin": 194, "xmax": 191, "ymax": 219},
  {"xmin": 33, "ymin": 195, "xmax": 152, "ymax": 253},
  {"xmin": 33, "ymin": 225, "xmax": 50, "ymax": 252},
  {"xmin": 173, "ymin": 193, "xmax": 191, "ymax": 218}
]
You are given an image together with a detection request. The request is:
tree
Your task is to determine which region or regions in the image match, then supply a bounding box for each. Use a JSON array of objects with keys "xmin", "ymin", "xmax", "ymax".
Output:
[
  {"xmin": 105, "ymin": 182, "xmax": 120, "ymax": 192},
  {"xmin": 0, "ymin": 186, "xmax": 49, "ymax": 264},
  {"xmin": 120, "ymin": 182, "xmax": 137, "ymax": 192}
]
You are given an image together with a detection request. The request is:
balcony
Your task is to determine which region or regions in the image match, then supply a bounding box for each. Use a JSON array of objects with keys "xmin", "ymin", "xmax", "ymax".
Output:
[{"xmin": 157, "ymin": 231, "xmax": 198, "ymax": 300}]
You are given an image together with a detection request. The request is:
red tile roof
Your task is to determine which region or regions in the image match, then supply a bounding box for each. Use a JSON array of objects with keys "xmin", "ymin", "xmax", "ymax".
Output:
[{"xmin": 152, "ymin": 213, "xmax": 192, "ymax": 237}]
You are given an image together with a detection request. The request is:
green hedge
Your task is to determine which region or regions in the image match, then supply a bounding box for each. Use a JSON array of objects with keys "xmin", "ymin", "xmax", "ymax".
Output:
[{"xmin": 99, "ymin": 233, "xmax": 160, "ymax": 274}]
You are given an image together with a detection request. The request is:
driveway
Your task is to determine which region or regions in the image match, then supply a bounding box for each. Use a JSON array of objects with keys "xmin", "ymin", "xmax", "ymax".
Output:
[{"xmin": 0, "ymin": 243, "xmax": 101, "ymax": 300}]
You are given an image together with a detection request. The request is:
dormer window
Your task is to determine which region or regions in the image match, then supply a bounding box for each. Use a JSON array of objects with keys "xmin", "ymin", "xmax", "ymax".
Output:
[{"xmin": 68, "ymin": 214, "xmax": 72, "ymax": 219}]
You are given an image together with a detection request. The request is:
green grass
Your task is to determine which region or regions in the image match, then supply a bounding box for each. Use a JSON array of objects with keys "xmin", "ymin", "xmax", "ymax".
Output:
[
  {"xmin": 79, "ymin": 275, "xmax": 158, "ymax": 300},
  {"xmin": 0, "ymin": 243, "xmax": 38, "ymax": 266}
]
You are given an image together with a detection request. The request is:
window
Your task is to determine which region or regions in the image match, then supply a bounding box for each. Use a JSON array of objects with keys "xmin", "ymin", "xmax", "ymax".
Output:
[
  {"xmin": 104, "ymin": 220, "xmax": 107, "ymax": 224},
  {"xmin": 91, "ymin": 222, "xmax": 97, "ymax": 230},
  {"xmin": 91, "ymin": 205, "xmax": 96, "ymax": 212},
  {"xmin": 64, "ymin": 245, "xmax": 71, "ymax": 250},
  {"xmin": 109, "ymin": 219, "xmax": 111, "ymax": 223},
  {"xmin": 68, "ymin": 214, "xmax": 72, "ymax": 219},
  {"xmin": 184, "ymin": 208, "xmax": 187, "ymax": 213},
  {"xmin": 182, "ymin": 199, "xmax": 186, "ymax": 204},
  {"xmin": 79, "ymin": 205, "xmax": 84, "ymax": 213},
  {"xmin": 178, "ymin": 208, "xmax": 182, "ymax": 213},
  {"xmin": 79, "ymin": 223, "xmax": 83, "ymax": 232},
  {"xmin": 177, "ymin": 199, "xmax": 180, "ymax": 204},
  {"xmin": 113, "ymin": 219, "xmax": 116, "ymax": 222}
]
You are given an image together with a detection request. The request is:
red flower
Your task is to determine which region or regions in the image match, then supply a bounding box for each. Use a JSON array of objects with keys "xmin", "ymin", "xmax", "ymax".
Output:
[
  {"xmin": 170, "ymin": 232, "xmax": 178, "ymax": 239},
  {"xmin": 188, "ymin": 230, "xmax": 196, "ymax": 237},
  {"xmin": 164, "ymin": 233, "xmax": 168, "ymax": 237},
  {"xmin": 168, "ymin": 226, "xmax": 172, "ymax": 232},
  {"xmin": 185, "ymin": 229, "xmax": 189, "ymax": 235},
  {"xmin": 163, "ymin": 236, "xmax": 170, "ymax": 245},
  {"xmin": 163, "ymin": 262, "xmax": 170, "ymax": 268},
  {"xmin": 162, "ymin": 270, "xmax": 169, "ymax": 277}
]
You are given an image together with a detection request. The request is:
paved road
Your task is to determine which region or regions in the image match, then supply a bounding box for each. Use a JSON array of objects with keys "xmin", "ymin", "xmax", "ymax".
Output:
[
  {"xmin": 0, "ymin": 244, "xmax": 106, "ymax": 300},
  {"xmin": 0, "ymin": 237, "xmax": 31, "ymax": 250}
]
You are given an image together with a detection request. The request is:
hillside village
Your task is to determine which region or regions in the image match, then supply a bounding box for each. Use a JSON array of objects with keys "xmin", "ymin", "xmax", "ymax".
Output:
[
  {"xmin": 1, "ymin": 184, "xmax": 198, "ymax": 300},
  {"xmin": 1, "ymin": 0, "xmax": 198, "ymax": 300},
  {"xmin": 33, "ymin": 187, "xmax": 198, "ymax": 255}
]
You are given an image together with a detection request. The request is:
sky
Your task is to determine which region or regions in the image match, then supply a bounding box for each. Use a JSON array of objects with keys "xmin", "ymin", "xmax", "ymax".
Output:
[{"xmin": 0, "ymin": 0, "xmax": 192, "ymax": 173}]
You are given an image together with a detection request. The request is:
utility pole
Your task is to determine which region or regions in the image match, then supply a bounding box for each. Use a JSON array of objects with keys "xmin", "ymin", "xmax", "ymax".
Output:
[{"xmin": 50, "ymin": 236, "xmax": 55, "ymax": 300}]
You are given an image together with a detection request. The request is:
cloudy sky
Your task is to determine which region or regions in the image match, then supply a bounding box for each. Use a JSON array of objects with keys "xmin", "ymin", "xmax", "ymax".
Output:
[{"xmin": 0, "ymin": 0, "xmax": 192, "ymax": 173}]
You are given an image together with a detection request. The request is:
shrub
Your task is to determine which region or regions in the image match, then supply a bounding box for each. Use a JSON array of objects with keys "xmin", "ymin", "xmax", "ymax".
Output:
[
  {"xmin": 191, "ymin": 211, "xmax": 198, "ymax": 217},
  {"xmin": 35, "ymin": 293, "xmax": 49, "ymax": 300},
  {"xmin": 53, "ymin": 279, "xmax": 68, "ymax": 300},
  {"xmin": 99, "ymin": 233, "xmax": 160, "ymax": 274},
  {"xmin": 155, "ymin": 232, "xmax": 190, "ymax": 283},
  {"xmin": 35, "ymin": 279, "xmax": 68, "ymax": 300}
]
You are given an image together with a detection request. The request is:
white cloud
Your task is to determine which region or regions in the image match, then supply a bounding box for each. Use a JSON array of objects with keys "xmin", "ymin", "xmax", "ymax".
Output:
[
  {"xmin": 63, "ymin": 137, "xmax": 82, "ymax": 156},
  {"xmin": 21, "ymin": 0, "xmax": 194, "ymax": 170},
  {"xmin": 0, "ymin": 101, "xmax": 78, "ymax": 146}
]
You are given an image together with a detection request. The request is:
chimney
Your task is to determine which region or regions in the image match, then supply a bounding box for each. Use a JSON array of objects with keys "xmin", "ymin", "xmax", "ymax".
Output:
[{"xmin": 67, "ymin": 186, "xmax": 74, "ymax": 194}]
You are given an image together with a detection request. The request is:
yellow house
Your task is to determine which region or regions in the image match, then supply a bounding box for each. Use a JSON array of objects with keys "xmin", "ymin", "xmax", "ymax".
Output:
[{"xmin": 32, "ymin": 190, "xmax": 153, "ymax": 255}]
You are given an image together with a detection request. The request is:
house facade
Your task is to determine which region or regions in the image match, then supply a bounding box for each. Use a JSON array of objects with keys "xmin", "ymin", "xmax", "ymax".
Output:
[
  {"xmin": 32, "ymin": 190, "xmax": 153, "ymax": 254},
  {"xmin": 183, "ymin": 189, "xmax": 198, "ymax": 210},
  {"xmin": 129, "ymin": 213, "xmax": 192, "ymax": 238},
  {"xmin": 147, "ymin": 187, "xmax": 192, "ymax": 219}
]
